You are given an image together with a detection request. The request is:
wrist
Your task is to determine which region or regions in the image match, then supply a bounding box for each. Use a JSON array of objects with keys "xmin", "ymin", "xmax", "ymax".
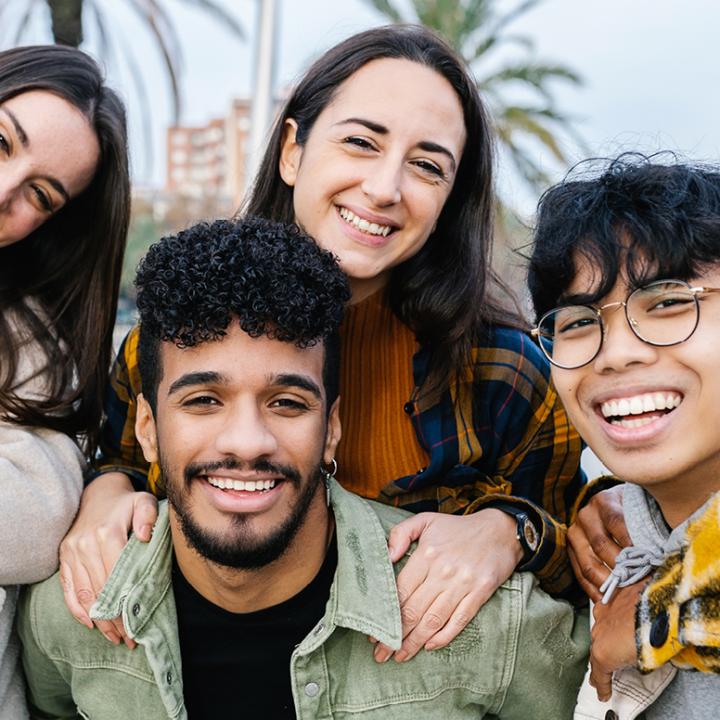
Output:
[
  {"xmin": 487, "ymin": 504, "xmax": 540, "ymax": 567},
  {"xmin": 475, "ymin": 507, "xmax": 525, "ymax": 565},
  {"xmin": 82, "ymin": 471, "xmax": 135, "ymax": 502}
]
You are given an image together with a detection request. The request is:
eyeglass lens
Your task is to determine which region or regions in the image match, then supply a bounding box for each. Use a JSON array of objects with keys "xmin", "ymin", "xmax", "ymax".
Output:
[{"xmin": 537, "ymin": 280, "xmax": 699, "ymax": 368}]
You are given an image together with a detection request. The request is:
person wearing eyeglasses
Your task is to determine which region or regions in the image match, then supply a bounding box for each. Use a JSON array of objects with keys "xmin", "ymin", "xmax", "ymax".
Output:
[{"xmin": 528, "ymin": 154, "xmax": 720, "ymax": 720}]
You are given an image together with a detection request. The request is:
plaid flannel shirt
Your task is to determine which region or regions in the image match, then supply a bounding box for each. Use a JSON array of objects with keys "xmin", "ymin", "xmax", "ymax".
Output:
[{"xmin": 96, "ymin": 324, "xmax": 584, "ymax": 598}]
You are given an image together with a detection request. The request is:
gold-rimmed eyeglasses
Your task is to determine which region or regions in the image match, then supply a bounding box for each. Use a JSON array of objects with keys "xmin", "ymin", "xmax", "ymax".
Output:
[{"xmin": 531, "ymin": 279, "xmax": 720, "ymax": 369}]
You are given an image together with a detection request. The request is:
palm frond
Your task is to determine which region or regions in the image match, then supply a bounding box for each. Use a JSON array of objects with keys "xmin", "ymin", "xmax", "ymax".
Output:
[
  {"xmin": 467, "ymin": 32, "xmax": 534, "ymax": 63},
  {"xmin": 485, "ymin": 0, "xmax": 540, "ymax": 37},
  {"xmin": 362, "ymin": 0, "xmax": 405, "ymax": 23},
  {"xmin": 499, "ymin": 105, "xmax": 568, "ymax": 163},
  {"xmin": 12, "ymin": 0, "xmax": 40, "ymax": 45},
  {"xmin": 482, "ymin": 62, "xmax": 582, "ymax": 90},
  {"xmin": 176, "ymin": 0, "xmax": 244, "ymax": 39},
  {"xmin": 88, "ymin": 0, "xmax": 155, "ymax": 174},
  {"xmin": 125, "ymin": 0, "xmax": 183, "ymax": 121}
]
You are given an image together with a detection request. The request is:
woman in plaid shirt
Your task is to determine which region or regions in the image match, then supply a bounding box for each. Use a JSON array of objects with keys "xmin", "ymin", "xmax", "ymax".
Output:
[{"xmin": 60, "ymin": 25, "xmax": 584, "ymax": 660}]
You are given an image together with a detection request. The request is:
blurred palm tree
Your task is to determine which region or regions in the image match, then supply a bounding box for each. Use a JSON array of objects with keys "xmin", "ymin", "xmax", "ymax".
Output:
[
  {"xmin": 364, "ymin": 0, "xmax": 584, "ymax": 197},
  {"xmin": 1, "ymin": 0, "xmax": 244, "ymax": 124}
]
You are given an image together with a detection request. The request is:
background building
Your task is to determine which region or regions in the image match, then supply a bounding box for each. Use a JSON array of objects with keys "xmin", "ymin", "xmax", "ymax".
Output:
[{"xmin": 166, "ymin": 98, "xmax": 253, "ymax": 208}]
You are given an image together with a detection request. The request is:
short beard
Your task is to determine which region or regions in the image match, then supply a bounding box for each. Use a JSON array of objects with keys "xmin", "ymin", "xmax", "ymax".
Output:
[{"xmin": 163, "ymin": 457, "xmax": 322, "ymax": 569}]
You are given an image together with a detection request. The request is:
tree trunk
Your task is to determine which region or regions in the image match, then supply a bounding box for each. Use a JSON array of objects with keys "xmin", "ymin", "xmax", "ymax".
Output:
[{"xmin": 46, "ymin": 0, "xmax": 84, "ymax": 47}]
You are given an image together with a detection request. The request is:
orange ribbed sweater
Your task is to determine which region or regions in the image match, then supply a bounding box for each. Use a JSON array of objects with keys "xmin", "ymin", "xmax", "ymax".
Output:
[{"xmin": 335, "ymin": 290, "xmax": 429, "ymax": 499}]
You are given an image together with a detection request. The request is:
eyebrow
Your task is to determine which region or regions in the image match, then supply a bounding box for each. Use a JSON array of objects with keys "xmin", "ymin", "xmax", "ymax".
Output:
[
  {"xmin": 335, "ymin": 117, "xmax": 457, "ymax": 171},
  {"xmin": 271, "ymin": 373, "xmax": 322, "ymax": 399},
  {"xmin": 1, "ymin": 107, "xmax": 28, "ymax": 147},
  {"xmin": 166, "ymin": 370, "xmax": 322, "ymax": 400},
  {"xmin": 167, "ymin": 371, "xmax": 226, "ymax": 396},
  {"xmin": 0, "ymin": 107, "xmax": 70, "ymax": 202}
]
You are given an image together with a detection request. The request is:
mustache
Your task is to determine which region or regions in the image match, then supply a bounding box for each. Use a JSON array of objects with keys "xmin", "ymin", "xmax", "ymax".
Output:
[{"xmin": 184, "ymin": 458, "xmax": 301, "ymax": 485}]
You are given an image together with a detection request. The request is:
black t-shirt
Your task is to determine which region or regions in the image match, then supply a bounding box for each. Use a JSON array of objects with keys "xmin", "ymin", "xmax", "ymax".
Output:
[{"xmin": 172, "ymin": 539, "xmax": 337, "ymax": 720}]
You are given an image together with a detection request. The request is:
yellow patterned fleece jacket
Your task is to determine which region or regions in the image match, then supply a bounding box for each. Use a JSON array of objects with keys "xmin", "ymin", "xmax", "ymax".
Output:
[{"xmin": 636, "ymin": 491, "xmax": 720, "ymax": 673}]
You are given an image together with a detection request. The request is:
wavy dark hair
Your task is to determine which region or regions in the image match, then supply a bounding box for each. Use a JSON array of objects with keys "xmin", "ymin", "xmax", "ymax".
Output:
[
  {"xmin": 136, "ymin": 216, "xmax": 351, "ymax": 413},
  {"xmin": 0, "ymin": 45, "xmax": 130, "ymax": 453},
  {"xmin": 245, "ymin": 24, "xmax": 522, "ymax": 396},
  {"xmin": 529, "ymin": 153, "xmax": 720, "ymax": 319}
]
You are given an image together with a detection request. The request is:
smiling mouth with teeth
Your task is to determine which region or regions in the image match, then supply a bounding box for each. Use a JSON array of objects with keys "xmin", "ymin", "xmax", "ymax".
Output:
[
  {"xmin": 338, "ymin": 206, "xmax": 394, "ymax": 237},
  {"xmin": 205, "ymin": 476, "xmax": 277, "ymax": 492},
  {"xmin": 600, "ymin": 392, "xmax": 683, "ymax": 428}
]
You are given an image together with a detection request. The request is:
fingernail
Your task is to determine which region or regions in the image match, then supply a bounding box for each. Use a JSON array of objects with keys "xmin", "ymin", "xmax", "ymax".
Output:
[
  {"xmin": 103, "ymin": 632, "xmax": 121, "ymax": 646},
  {"xmin": 374, "ymin": 646, "xmax": 391, "ymax": 663},
  {"xmin": 124, "ymin": 638, "xmax": 137, "ymax": 650},
  {"xmin": 394, "ymin": 650, "xmax": 408, "ymax": 663},
  {"xmin": 424, "ymin": 642, "xmax": 437, "ymax": 651},
  {"xmin": 141, "ymin": 524, "xmax": 153, "ymax": 540}
]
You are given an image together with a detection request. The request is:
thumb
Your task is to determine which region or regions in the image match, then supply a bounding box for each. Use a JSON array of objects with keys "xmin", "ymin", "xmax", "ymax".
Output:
[
  {"xmin": 132, "ymin": 493, "xmax": 159, "ymax": 542},
  {"xmin": 387, "ymin": 513, "xmax": 430, "ymax": 563},
  {"xmin": 590, "ymin": 665, "xmax": 613, "ymax": 703}
]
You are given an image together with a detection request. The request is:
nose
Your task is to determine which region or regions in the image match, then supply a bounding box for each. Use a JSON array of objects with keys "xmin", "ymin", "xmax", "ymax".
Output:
[
  {"xmin": 592, "ymin": 307, "xmax": 658, "ymax": 373},
  {"xmin": 0, "ymin": 174, "xmax": 17, "ymax": 210},
  {"xmin": 0, "ymin": 164, "xmax": 23, "ymax": 212},
  {"xmin": 214, "ymin": 401, "xmax": 278, "ymax": 461},
  {"xmin": 361, "ymin": 154, "xmax": 402, "ymax": 207}
]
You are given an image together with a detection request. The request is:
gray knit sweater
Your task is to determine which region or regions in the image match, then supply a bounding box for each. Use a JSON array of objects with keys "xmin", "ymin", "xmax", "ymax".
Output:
[{"xmin": 0, "ymin": 316, "xmax": 84, "ymax": 719}]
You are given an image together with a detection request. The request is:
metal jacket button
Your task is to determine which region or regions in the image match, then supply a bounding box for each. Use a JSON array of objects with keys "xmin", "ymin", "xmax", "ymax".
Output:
[{"xmin": 304, "ymin": 682, "xmax": 320, "ymax": 697}]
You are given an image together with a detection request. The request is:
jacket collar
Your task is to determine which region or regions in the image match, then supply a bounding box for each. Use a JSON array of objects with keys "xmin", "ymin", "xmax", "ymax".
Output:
[
  {"xmin": 317, "ymin": 479, "xmax": 403, "ymax": 650},
  {"xmin": 92, "ymin": 479, "xmax": 403, "ymax": 650}
]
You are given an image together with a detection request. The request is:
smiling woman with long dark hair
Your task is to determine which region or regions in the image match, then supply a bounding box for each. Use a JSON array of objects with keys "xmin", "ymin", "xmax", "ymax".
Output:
[
  {"xmin": 0, "ymin": 44, "xmax": 129, "ymax": 716},
  {"xmin": 62, "ymin": 25, "xmax": 583, "ymax": 665}
]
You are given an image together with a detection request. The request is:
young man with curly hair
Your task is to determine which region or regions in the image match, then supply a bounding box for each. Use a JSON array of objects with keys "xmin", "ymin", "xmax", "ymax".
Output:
[
  {"xmin": 19, "ymin": 217, "xmax": 588, "ymax": 719},
  {"xmin": 528, "ymin": 156, "xmax": 720, "ymax": 719}
]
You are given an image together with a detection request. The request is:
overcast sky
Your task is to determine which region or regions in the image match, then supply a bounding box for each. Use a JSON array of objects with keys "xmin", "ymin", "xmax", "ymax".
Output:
[{"xmin": 8, "ymin": 0, "xmax": 720, "ymax": 213}]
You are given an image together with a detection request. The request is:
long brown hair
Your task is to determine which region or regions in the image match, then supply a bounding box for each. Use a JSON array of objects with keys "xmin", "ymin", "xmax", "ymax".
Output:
[
  {"xmin": 245, "ymin": 25, "xmax": 523, "ymax": 396},
  {"xmin": 0, "ymin": 45, "xmax": 130, "ymax": 453}
]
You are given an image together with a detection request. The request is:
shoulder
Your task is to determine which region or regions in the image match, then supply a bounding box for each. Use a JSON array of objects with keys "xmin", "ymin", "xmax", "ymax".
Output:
[
  {"xmin": 465, "ymin": 325, "xmax": 555, "ymax": 419},
  {"xmin": 362, "ymin": 497, "xmax": 414, "ymax": 536},
  {"xmin": 19, "ymin": 572, "xmax": 93, "ymax": 656},
  {"xmin": 473, "ymin": 325, "xmax": 551, "ymax": 381}
]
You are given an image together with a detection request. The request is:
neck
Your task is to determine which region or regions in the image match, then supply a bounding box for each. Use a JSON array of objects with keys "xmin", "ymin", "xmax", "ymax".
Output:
[
  {"xmin": 170, "ymin": 491, "xmax": 333, "ymax": 613},
  {"xmin": 348, "ymin": 273, "xmax": 389, "ymax": 305},
  {"xmin": 644, "ymin": 467, "xmax": 720, "ymax": 528}
]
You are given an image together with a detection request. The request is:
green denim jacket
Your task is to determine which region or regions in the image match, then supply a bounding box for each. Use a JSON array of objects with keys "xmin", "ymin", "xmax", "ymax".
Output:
[{"xmin": 19, "ymin": 481, "xmax": 589, "ymax": 719}]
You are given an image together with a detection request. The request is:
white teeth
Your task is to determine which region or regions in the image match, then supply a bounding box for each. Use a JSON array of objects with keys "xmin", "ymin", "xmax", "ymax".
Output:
[
  {"xmin": 338, "ymin": 207, "xmax": 393, "ymax": 236},
  {"xmin": 629, "ymin": 397, "xmax": 643, "ymax": 415},
  {"xmin": 600, "ymin": 392, "xmax": 683, "ymax": 419},
  {"xmin": 610, "ymin": 416, "xmax": 656, "ymax": 429},
  {"xmin": 206, "ymin": 477, "xmax": 277, "ymax": 492}
]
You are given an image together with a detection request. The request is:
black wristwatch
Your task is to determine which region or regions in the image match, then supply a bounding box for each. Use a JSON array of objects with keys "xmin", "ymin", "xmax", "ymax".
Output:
[
  {"xmin": 490, "ymin": 503, "xmax": 540, "ymax": 567},
  {"xmin": 513, "ymin": 511, "xmax": 539, "ymax": 566}
]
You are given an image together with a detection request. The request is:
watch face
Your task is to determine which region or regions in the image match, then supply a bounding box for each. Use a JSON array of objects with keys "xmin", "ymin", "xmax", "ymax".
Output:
[{"xmin": 522, "ymin": 518, "xmax": 539, "ymax": 552}]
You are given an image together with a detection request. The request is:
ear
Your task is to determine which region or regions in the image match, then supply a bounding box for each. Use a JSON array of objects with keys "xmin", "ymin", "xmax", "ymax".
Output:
[
  {"xmin": 279, "ymin": 118, "xmax": 302, "ymax": 187},
  {"xmin": 323, "ymin": 396, "xmax": 342, "ymax": 465},
  {"xmin": 135, "ymin": 393, "xmax": 159, "ymax": 464}
]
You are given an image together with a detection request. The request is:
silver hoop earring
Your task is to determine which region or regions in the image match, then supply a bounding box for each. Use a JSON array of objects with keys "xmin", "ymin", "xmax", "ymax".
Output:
[{"xmin": 321, "ymin": 458, "xmax": 338, "ymax": 505}]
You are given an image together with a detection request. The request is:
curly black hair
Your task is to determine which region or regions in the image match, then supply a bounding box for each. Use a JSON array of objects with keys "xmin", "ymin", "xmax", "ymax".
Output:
[
  {"xmin": 136, "ymin": 216, "xmax": 350, "ymax": 411},
  {"xmin": 529, "ymin": 153, "xmax": 720, "ymax": 319}
]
